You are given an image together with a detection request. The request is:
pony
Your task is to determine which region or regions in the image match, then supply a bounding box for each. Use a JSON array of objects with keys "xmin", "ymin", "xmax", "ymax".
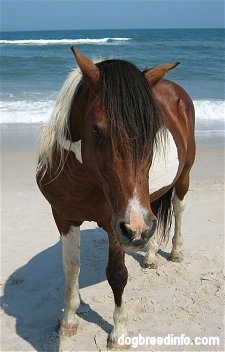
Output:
[{"xmin": 36, "ymin": 47, "xmax": 195, "ymax": 349}]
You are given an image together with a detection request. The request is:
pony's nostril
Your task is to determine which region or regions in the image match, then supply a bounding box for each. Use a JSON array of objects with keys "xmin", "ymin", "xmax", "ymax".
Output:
[
  {"xmin": 141, "ymin": 219, "xmax": 157, "ymax": 239},
  {"xmin": 119, "ymin": 221, "xmax": 134, "ymax": 240}
]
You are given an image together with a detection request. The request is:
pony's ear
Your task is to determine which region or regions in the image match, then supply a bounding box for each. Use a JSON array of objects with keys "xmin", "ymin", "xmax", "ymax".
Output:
[
  {"xmin": 71, "ymin": 46, "xmax": 100, "ymax": 89},
  {"xmin": 144, "ymin": 62, "xmax": 180, "ymax": 85}
]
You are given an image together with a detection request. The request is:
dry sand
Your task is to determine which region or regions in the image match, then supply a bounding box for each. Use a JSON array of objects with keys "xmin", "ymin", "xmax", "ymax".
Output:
[{"xmin": 0, "ymin": 124, "xmax": 224, "ymax": 351}]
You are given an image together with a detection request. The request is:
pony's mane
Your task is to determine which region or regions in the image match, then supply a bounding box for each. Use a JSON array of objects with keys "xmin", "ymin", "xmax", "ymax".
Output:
[{"xmin": 37, "ymin": 67, "xmax": 82, "ymax": 177}]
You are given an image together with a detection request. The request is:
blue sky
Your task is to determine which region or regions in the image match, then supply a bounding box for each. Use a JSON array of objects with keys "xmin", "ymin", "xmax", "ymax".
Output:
[{"xmin": 1, "ymin": 0, "xmax": 224, "ymax": 32}]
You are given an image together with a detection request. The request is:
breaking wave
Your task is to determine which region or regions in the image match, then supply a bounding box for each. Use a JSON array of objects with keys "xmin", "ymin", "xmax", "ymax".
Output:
[{"xmin": 0, "ymin": 37, "xmax": 132, "ymax": 46}]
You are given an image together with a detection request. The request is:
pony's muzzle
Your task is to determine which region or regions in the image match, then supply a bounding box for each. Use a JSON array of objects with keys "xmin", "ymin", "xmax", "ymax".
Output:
[{"xmin": 116, "ymin": 216, "xmax": 157, "ymax": 249}]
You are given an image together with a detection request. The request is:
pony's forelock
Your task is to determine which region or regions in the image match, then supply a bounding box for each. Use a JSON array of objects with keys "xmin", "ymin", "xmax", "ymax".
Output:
[{"xmin": 97, "ymin": 59, "xmax": 165, "ymax": 168}]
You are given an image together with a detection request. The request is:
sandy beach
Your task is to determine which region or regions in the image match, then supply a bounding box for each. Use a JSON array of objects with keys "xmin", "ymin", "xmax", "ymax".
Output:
[{"xmin": 0, "ymin": 124, "xmax": 224, "ymax": 351}]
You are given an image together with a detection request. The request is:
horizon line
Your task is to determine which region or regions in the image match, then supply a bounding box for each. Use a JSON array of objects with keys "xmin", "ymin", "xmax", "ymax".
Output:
[{"xmin": 1, "ymin": 27, "xmax": 224, "ymax": 33}]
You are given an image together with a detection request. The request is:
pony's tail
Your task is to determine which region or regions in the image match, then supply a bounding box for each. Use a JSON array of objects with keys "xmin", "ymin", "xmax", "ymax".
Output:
[{"xmin": 151, "ymin": 187, "xmax": 174, "ymax": 245}]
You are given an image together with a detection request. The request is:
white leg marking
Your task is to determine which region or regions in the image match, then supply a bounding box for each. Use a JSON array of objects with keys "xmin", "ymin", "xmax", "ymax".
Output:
[
  {"xmin": 61, "ymin": 226, "xmax": 80, "ymax": 333},
  {"xmin": 170, "ymin": 194, "xmax": 185, "ymax": 261},
  {"xmin": 109, "ymin": 303, "xmax": 128, "ymax": 347},
  {"xmin": 144, "ymin": 232, "xmax": 160, "ymax": 269}
]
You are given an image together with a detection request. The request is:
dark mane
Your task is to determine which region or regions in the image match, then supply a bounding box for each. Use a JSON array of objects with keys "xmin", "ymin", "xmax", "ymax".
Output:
[{"xmin": 97, "ymin": 59, "xmax": 165, "ymax": 166}]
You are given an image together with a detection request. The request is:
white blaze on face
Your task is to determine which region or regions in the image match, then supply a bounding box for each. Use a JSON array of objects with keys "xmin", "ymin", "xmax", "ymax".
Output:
[
  {"xmin": 149, "ymin": 130, "xmax": 179, "ymax": 194},
  {"xmin": 126, "ymin": 195, "xmax": 149, "ymax": 237},
  {"xmin": 126, "ymin": 207, "xmax": 148, "ymax": 237}
]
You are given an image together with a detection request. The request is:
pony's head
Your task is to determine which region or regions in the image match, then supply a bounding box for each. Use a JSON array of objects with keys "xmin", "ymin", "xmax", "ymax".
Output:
[{"xmin": 70, "ymin": 47, "xmax": 176, "ymax": 250}]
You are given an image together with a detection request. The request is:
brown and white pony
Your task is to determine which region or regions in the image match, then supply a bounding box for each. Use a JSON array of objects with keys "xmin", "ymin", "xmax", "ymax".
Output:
[{"xmin": 36, "ymin": 47, "xmax": 195, "ymax": 348}]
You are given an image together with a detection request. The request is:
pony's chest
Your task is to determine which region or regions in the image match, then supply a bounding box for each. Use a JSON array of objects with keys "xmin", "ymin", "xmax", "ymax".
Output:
[{"xmin": 149, "ymin": 131, "xmax": 179, "ymax": 195}]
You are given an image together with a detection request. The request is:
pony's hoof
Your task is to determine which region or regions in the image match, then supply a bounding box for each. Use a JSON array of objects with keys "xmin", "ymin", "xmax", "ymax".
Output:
[
  {"xmin": 107, "ymin": 336, "xmax": 130, "ymax": 350},
  {"xmin": 59, "ymin": 322, "xmax": 78, "ymax": 337},
  {"xmin": 144, "ymin": 261, "xmax": 158, "ymax": 269},
  {"xmin": 168, "ymin": 252, "xmax": 184, "ymax": 263}
]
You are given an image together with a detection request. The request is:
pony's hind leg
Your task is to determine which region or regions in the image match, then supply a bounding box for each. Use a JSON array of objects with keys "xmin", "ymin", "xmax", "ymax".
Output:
[
  {"xmin": 169, "ymin": 170, "xmax": 190, "ymax": 262},
  {"xmin": 169, "ymin": 194, "xmax": 185, "ymax": 262},
  {"xmin": 104, "ymin": 225, "xmax": 129, "ymax": 349},
  {"xmin": 60, "ymin": 226, "xmax": 80, "ymax": 336},
  {"xmin": 145, "ymin": 189, "xmax": 173, "ymax": 269},
  {"xmin": 144, "ymin": 232, "xmax": 160, "ymax": 269}
]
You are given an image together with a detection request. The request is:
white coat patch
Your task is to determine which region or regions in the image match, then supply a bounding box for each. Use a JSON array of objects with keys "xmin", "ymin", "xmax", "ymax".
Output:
[
  {"xmin": 59, "ymin": 137, "xmax": 83, "ymax": 163},
  {"xmin": 149, "ymin": 130, "xmax": 179, "ymax": 194}
]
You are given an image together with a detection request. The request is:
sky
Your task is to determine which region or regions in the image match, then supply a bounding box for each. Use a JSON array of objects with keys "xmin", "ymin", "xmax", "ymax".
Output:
[{"xmin": 0, "ymin": 0, "xmax": 224, "ymax": 32}]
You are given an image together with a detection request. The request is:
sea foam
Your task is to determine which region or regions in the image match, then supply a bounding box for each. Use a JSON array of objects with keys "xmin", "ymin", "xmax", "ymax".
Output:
[
  {"xmin": 0, "ymin": 99, "xmax": 224, "ymax": 130},
  {"xmin": 0, "ymin": 38, "xmax": 131, "ymax": 46}
]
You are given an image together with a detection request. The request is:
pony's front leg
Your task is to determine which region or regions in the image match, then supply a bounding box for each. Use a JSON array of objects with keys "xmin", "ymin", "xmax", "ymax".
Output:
[
  {"xmin": 60, "ymin": 226, "xmax": 80, "ymax": 336},
  {"xmin": 169, "ymin": 194, "xmax": 185, "ymax": 262},
  {"xmin": 105, "ymin": 227, "xmax": 129, "ymax": 349}
]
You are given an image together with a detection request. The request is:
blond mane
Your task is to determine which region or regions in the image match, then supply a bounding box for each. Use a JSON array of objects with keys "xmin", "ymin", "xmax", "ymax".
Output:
[{"xmin": 37, "ymin": 67, "xmax": 82, "ymax": 177}]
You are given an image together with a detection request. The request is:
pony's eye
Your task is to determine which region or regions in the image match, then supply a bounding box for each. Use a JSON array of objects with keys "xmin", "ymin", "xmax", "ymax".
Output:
[
  {"xmin": 91, "ymin": 124, "xmax": 107, "ymax": 147},
  {"xmin": 92, "ymin": 124, "xmax": 102, "ymax": 136}
]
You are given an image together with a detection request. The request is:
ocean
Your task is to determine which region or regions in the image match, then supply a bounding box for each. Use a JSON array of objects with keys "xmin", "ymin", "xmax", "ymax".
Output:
[{"xmin": 0, "ymin": 28, "xmax": 224, "ymax": 134}]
